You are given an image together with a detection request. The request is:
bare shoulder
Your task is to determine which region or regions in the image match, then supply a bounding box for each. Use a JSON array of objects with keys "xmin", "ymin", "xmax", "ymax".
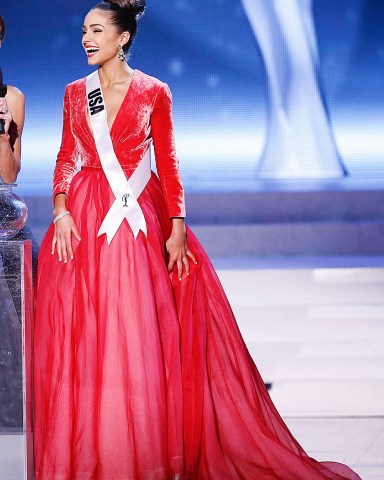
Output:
[
  {"xmin": 5, "ymin": 85, "xmax": 25, "ymax": 130},
  {"xmin": 5, "ymin": 85, "xmax": 25, "ymax": 116},
  {"xmin": 6, "ymin": 85, "xmax": 25, "ymax": 103}
]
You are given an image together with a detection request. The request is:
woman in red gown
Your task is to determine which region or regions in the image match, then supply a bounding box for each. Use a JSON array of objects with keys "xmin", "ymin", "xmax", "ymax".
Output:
[{"xmin": 33, "ymin": 1, "xmax": 362, "ymax": 479}]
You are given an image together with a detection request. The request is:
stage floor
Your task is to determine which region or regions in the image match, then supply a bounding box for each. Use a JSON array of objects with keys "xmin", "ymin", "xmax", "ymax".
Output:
[
  {"xmin": 286, "ymin": 416, "xmax": 384, "ymax": 479},
  {"xmin": 220, "ymin": 263, "xmax": 384, "ymax": 478},
  {"xmin": 217, "ymin": 266, "xmax": 384, "ymax": 417},
  {"xmin": 1, "ymin": 416, "xmax": 382, "ymax": 479}
]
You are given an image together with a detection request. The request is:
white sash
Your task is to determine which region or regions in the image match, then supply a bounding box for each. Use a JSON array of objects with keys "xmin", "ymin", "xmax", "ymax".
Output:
[{"xmin": 86, "ymin": 70, "xmax": 151, "ymax": 245}]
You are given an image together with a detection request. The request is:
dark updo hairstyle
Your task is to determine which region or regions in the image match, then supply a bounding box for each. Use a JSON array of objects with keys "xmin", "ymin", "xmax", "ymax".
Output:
[{"xmin": 92, "ymin": 0, "xmax": 146, "ymax": 54}]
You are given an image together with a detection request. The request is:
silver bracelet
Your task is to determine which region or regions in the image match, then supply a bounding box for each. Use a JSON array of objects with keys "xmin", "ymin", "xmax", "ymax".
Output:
[{"xmin": 53, "ymin": 211, "xmax": 71, "ymax": 224}]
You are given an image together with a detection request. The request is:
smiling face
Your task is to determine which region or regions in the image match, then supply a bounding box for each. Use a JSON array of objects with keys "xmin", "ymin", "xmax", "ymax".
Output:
[{"xmin": 82, "ymin": 9, "xmax": 130, "ymax": 66}]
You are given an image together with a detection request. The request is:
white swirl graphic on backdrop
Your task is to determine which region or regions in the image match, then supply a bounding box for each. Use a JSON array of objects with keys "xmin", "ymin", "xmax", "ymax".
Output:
[{"xmin": 241, "ymin": 0, "xmax": 347, "ymax": 178}]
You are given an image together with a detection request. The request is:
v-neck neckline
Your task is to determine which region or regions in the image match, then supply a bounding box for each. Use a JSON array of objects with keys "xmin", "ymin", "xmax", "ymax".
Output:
[{"xmin": 85, "ymin": 69, "xmax": 137, "ymax": 137}]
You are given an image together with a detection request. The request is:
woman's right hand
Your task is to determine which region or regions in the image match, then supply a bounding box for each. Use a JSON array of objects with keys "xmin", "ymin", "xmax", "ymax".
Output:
[
  {"xmin": 0, "ymin": 97, "xmax": 13, "ymax": 135},
  {"xmin": 52, "ymin": 214, "xmax": 81, "ymax": 263}
]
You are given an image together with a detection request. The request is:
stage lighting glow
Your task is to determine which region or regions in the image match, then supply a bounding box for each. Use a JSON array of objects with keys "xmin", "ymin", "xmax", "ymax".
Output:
[{"xmin": 1, "ymin": 0, "xmax": 383, "ymax": 193}]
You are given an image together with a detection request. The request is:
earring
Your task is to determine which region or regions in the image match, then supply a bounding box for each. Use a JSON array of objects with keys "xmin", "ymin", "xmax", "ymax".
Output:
[{"xmin": 118, "ymin": 45, "xmax": 126, "ymax": 62}]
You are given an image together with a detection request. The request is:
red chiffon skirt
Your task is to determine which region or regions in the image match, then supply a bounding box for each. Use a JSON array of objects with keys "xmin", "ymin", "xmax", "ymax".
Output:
[{"xmin": 34, "ymin": 169, "xmax": 362, "ymax": 480}]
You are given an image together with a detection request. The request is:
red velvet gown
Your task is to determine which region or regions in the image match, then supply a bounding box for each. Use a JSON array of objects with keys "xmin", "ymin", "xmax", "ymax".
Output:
[{"xmin": 34, "ymin": 70, "xmax": 362, "ymax": 480}]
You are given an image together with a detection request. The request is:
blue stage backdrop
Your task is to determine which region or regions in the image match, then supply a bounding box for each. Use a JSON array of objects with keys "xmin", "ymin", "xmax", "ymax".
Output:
[{"xmin": 0, "ymin": 0, "xmax": 384, "ymax": 193}]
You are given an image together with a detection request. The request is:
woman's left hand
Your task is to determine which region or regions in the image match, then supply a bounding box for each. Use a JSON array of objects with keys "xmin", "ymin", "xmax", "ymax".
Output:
[
  {"xmin": 166, "ymin": 219, "xmax": 196, "ymax": 280},
  {"xmin": 0, "ymin": 98, "xmax": 13, "ymax": 135}
]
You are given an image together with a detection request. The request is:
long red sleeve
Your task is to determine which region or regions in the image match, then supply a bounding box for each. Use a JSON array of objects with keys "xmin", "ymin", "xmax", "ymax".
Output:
[
  {"xmin": 151, "ymin": 83, "xmax": 186, "ymax": 218},
  {"xmin": 52, "ymin": 86, "xmax": 78, "ymax": 199}
]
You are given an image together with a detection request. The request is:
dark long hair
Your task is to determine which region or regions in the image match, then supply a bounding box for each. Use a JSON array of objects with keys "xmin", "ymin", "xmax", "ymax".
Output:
[{"xmin": 0, "ymin": 16, "xmax": 6, "ymax": 47}]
